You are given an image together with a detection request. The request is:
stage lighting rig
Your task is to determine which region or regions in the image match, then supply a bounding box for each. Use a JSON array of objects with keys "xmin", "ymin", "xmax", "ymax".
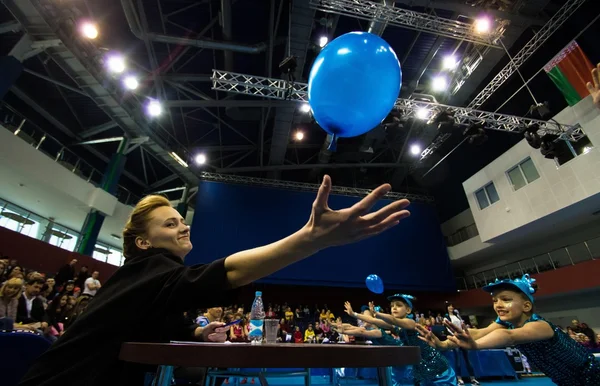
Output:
[
  {"xmin": 463, "ymin": 122, "xmax": 488, "ymax": 146},
  {"xmin": 428, "ymin": 110, "xmax": 457, "ymax": 135},
  {"xmin": 524, "ymin": 123, "xmax": 542, "ymax": 149},
  {"xmin": 540, "ymin": 133, "xmax": 559, "ymax": 159},
  {"xmin": 279, "ymin": 56, "xmax": 298, "ymax": 81}
]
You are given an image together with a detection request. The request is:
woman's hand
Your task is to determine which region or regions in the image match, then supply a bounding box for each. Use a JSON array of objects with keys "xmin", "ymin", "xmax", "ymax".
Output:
[
  {"xmin": 586, "ymin": 63, "xmax": 600, "ymax": 110},
  {"xmin": 444, "ymin": 320, "xmax": 478, "ymax": 350},
  {"xmin": 344, "ymin": 301, "xmax": 355, "ymax": 317},
  {"xmin": 198, "ymin": 322, "xmax": 229, "ymax": 342},
  {"xmin": 305, "ymin": 175, "xmax": 410, "ymax": 250}
]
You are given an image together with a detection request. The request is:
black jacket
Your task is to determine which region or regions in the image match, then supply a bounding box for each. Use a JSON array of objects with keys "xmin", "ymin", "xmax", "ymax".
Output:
[
  {"xmin": 20, "ymin": 248, "xmax": 240, "ymax": 386},
  {"xmin": 16, "ymin": 294, "xmax": 46, "ymax": 324}
]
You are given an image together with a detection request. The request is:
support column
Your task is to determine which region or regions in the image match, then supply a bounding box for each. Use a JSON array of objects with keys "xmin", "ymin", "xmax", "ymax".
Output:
[{"xmin": 77, "ymin": 138, "xmax": 129, "ymax": 256}]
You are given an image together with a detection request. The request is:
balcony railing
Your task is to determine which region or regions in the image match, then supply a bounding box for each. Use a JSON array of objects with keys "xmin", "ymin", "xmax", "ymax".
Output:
[
  {"xmin": 1, "ymin": 104, "xmax": 140, "ymax": 206},
  {"xmin": 446, "ymin": 223, "xmax": 479, "ymax": 247},
  {"xmin": 456, "ymin": 235, "xmax": 599, "ymax": 290}
]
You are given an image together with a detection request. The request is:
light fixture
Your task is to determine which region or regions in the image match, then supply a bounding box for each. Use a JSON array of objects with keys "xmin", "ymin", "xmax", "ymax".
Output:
[
  {"xmin": 106, "ymin": 55, "xmax": 126, "ymax": 74},
  {"xmin": 169, "ymin": 151, "xmax": 188, "ymax": 168},
  {"xmin": 474, "ymin": 17, "xmax": 492, "ymax": 34},
  {"xmin": 583, "ymin": 146, "xmax": 593, "ymax": 154},
  {"xmin": 195, "ymin": 153, "xmax": 207, "ymax": 165},
  {"xmin": 295, "ymin": 131, "xmax": 304, "ymax": 141},
  {"xmin": 146, "ymin": 100, "xmax": 162, "ymax": 117},
  {"xmin": 123, "ymin": 75, "xmax": 139, "ymax": 90},
  {"xmin": 410, "ymin": 144, "xmax": 421, "ymax": 156},
  {"xmin": 318, "ymin": 36, "xmax": 329, "ymax": 48},
  {"xmin": 299, "ymin": 103, "xmax": 311, "ymax": 113},
  {"xmin": 442, "ymin": 55, "xmax": 458, "ymax": 70},
  {"xmin": 415, "ymin": 107, "xmax": 430, "ymax": 120},
  {"xmin": 432, "ymin": 76, "xmax": 448, "ymax": 92},
  {"xmin": 80, "ymin": 22, "xmax": 98, "ymax": 39}
]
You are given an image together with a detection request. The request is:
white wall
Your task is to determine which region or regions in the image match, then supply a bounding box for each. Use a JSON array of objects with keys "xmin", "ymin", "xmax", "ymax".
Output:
[{"xmin": 463, "ymin": 95, "xmax": 600, "ymax": 242}]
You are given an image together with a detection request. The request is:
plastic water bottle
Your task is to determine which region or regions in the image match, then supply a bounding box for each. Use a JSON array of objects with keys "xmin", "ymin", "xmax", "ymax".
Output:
[{"xmin": 248, "ymin": 291, "xmax": 265, "ymax": 344}]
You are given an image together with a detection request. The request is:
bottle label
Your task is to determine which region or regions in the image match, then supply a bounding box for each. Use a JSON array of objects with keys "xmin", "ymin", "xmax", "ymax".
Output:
[{"xmin": 248, "ymin": 319, "xmax": 264, "ymax": 339}]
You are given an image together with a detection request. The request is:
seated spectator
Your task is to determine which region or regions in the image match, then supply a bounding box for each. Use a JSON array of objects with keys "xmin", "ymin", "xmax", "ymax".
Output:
[
  {"xmin": 57, "ymin": 280, "xmax": 75, "ymax": 298},
  {"xmin": 82, "ymin": 271, "xmax": 101, "ymax": 297},
  {"xmin": 46, "ymin": 294, "xmax": 70, "ymax": 337},
  {"xmin": 285, "ymin": 307, "xmax": 293, "ymax": 322},
  {"xmin": 0, "ymin": 260, "xmax": 6, "ymax": 282},
  {"xmin": 0, "ymin": 277, "xmax": 23, "ymax": 322},
  {"xmin": 313, "ymin": 322, "xmax": 323, "ymax": 343},
  {"xmin": 230, "ymin": 314, "xmax": 246, "ymax": 342},
  {"xmin": 304, "ymin": 323, "xmax": 316, "ymax": 343},
  {"xmin": 196, "ymin": 307, "xmax": 223, "ymax": 327},
  {"xmin": 54, "ymin": 258, "xmax": 77, "ymax": 288},
  {"xmin": 319, "ymin": 309, "xmax": 328, "ymax": 322},
  {"xmin": 17, "ymin": 277, "xmax": 46, "ymax": 325},
  {"xmin": 7, "ymin": 265, "xmax": 24, "ymax": 280},
  {"xmin": 265, "ymin": 306, "xmax": 276, "ymax": 319},
  {"xmin": 293, "ymin": 326, "xmax": 303, "ymax": 343}
]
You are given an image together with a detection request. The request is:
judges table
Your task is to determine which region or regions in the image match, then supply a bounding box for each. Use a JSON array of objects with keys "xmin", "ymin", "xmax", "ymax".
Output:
[
  {"xmin": 120, "ymin": 342, "xmax": 421, "ymax": 386},
  {"xmin": 442, "ymin": 349, "xmax": 517, "ymax": 379}
]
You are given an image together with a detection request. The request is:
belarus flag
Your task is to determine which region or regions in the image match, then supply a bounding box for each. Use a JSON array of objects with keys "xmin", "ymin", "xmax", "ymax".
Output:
[{"xmin": 544, "ymin": 41, "xmax": 594, "ymax": 107}]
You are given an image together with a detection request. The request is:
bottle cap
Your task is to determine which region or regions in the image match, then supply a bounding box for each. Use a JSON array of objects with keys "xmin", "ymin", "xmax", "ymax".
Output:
[{"xmin": 255, "ymin": 291, "xmax": 262, "ymax": 296}]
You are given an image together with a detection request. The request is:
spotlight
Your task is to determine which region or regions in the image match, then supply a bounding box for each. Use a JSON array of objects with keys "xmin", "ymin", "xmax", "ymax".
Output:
[
  {"xmin": 146, "ymin": 100, "xmax": 162, "ymax": 117},
  {"xmin": 299, "ymin": 103, "xmax": 311, "ymax": 113},
  {"xmin": 416, "ymin": 107, "xmax": 430, "ymax": 120},
  {"xmin": 106, "ymin": 55, "xmax": 125, "ymax": 74},
  {"xmin": 318, "ymin": 36, "xmax": 329, "ymax": 48},
  {"xmin": 123, "ymin": 75, "xmax": 139, "ymax": 90},
  {"xmin": 442, "ymin": 55, "xmax": 459, "ymax": 70},
  {"xmin": 524, "ymin": 123, "xmax": 541, "ymax": 149},
  {"xmin": 295, "ymin": 131, "xmax": 305, "ymax": 141},
  {"xmin": 410, "ymin": 144, "xmax": 421, "ymax": 155},
  {"xmin": 463, "ymin": 123, "xmax": 487, "ymax": 146},
  {"xmin": 428, "ymin": 110, "xmax": 456, "ymax": 135},
  {"xmin": 474, "ymin": 17, "xmax": 492, "ymax": 34},
  {"xmin": 195, "ymin": 153, "xmax": 207, "ymax": 165},
  {"xmin": 540, "ymin": 134, "xmax": 559, "ymax": 159},
  {"xmin": 432, "ymin": 76, "xmax": 448, "ymax": 92},
  {"xmin": 80, "ymin": 22, "xmax": 98, "ymax": 39}
]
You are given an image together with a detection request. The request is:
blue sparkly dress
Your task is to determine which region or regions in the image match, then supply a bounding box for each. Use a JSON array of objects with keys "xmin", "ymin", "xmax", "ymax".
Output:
[
  {"xmin": 370, "ymin": 328, "xmax": 413, "ymax": 386},
  {"xmin": 496, "ymin": 314, "xmax": 600, "ymax": 386},
  {"xmin": 394, "ymin": 327, "xmax": 456, "ymax": 385}
]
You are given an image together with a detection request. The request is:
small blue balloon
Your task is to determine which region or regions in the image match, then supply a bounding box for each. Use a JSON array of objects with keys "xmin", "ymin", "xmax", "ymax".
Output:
[
  {"xmin": 308, "ymin": 32, "xmax": 402, "ymax": 149},
  {"xmin": 366, "ymin": 274, "xmax": 384, "ymax": 294}
]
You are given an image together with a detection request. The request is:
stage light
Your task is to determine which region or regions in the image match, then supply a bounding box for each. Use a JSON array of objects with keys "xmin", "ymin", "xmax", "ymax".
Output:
[
  {"xmin": 416, "ymin": 107, "xmax": 430, "ymax": 120},
  {"xmin": 299, "ymin": 103, "xmax": 311, "ymax": 113},
  {"xmin": 318, "ymin": 36, "xmax": 329, "ymax": 48},
  {"xmin": 169, "ymin": 151, "xmax": 188, "ymax": 168},
  {"xmin": 442, "ymin": 55, "xmax": 458, "ymax": 70},
  {"xmin": 432, "ymin": 76, "xmax": 448, "ymax": 92},
  {"xmin": 474, "ymin": 17, "xmax": 492, "ymax": 34},
  {"xmin": 123, "ymin": 75, "xmax": 139, "ymax": 90},
  {"xmin": 146, "ymin": 100, "xmax": 163, "ymax": 117},
  {"xmin": 410, "ymin": 144, "xmax": 421, "ymax": 156},
  {"xmin": 107, "ymin": 55, "xmax": 125, "ymax": 74},
  {"xmin": 295, "ymin": 131, "xmax": 305, "ymax": 141},
  {"xmin": 195, "ymin": 153, "xmax": 207, "ymax": 165},
  {"xmin": 80, "ymin": 22, "xmax": 98, "ymax": 39},
  {"xmin": 583, "ymin": 146, "xmax": 593, "ymax": 154}
]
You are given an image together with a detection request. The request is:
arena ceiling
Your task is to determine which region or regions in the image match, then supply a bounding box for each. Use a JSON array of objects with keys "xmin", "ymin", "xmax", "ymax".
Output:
[{"xmin": 0, "ymin": 0, "xmax": 598, "ymax": 218}]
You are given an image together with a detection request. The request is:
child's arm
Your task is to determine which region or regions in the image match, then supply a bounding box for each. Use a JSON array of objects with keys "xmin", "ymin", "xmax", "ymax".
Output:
[
  {"xmin": 344, "ymin": 301, "xmax": 393, "ymax": 329},
  {"xmin": 449, "ymin": 321, "xmax": 554, "ymax": 350},
  {"xmin": 336, "ymin": 325, "xmax": 383, "ymax": 339},
  {"xmin": 371, "ymin": 309, "xmax": 416, "ymax": 330}
]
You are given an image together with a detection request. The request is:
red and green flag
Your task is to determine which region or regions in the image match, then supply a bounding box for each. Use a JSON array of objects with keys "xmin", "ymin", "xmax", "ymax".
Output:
[{"xmin": 544, "ymin": 41, "xmax": 594, "ymax": 106}]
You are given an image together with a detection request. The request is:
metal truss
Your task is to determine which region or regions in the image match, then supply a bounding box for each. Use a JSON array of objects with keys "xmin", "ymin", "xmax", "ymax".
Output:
[
  {"xmin": 199, "ymin": 172, "xmax": 435, "ymax": 203},
  {"xmin": 467, "ymin": 0, "xmax": 587, "ymax": 109},
  {"xmin": 308, "ymin": 0, "xmax": 506, "ymax": 48},
  {"xmin": 212, "ymin": 70, "xmax": 308, "ymax": 102},
  {"xmin": 211, "ymin": 70, "xmax": 584, "ymax": 161}
]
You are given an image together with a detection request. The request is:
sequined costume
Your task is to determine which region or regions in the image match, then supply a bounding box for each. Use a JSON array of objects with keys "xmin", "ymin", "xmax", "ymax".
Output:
[
  {"xmin": 394, "ymin": 327, "xmax": 456, "ymax": 385},
  {"xmin": 496, "ymin": 314, "xmax": 600, "ymax": 386},
  {"xmin": 370, "ymin": 328, "xmax": 413, "ymax": 386}
]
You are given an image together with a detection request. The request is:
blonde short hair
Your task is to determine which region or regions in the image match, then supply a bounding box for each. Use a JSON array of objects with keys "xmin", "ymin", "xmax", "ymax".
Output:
[
  {"xmin": 123, "ymin": 195, "xmax": 171, "ymax": 259},
  {"xmin": 0, "ymin": 278, "xmax": 24, "ymax": 299}
]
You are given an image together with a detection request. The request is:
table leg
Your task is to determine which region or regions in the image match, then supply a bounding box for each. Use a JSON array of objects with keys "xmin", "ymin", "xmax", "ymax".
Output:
[
  {"xmin": 155, "ymin": 365, "xmax": 174, "ymax": 386},
  {"xmin": 258, "ymin": 372, "xmax": 269, "ymax": 386},
  {"xmin": 376, "ymin": 367, "xmax": 392, "ymax": 386},
  {"xmin": 304, "ymin": 368, "xmax": 311, "ymax": 386}
]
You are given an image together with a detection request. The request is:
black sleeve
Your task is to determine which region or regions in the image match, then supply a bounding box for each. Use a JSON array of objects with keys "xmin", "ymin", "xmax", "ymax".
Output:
[
  {"xmin": 165, "ymin": 313, "xmax": 200, "ymax": 341},
  {"xmin": 162, "ymin": 258, "xmax": 241, "ymax": 312}
]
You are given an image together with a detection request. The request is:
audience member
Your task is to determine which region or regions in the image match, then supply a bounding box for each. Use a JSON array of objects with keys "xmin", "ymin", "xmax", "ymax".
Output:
[
  {"xmin": 74, "ymin": 265, "xmax": 90, "ymax": 289},
  {"xmin": 0, "ymin": 277, "xmax": 23, "ymax": 321},
  {"xmin": 17, "ymin": 277, "xmax": 46, "ymax": 325},
  {"xmin": 82, "ymin": 271, "xmax": 101, "ymax": 297},
  {"xmin": 54, "ymin": 259, "xmax": 78, "ymax": 288}
]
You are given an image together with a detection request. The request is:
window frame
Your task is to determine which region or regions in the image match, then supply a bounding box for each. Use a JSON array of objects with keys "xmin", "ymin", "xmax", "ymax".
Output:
[
  {"xmin": 506, "ymin": 157, "xmax": 540, "ymax": 191},
  {"xmin": 475, "ymin": 182, "xmax": 499, "ymax": 210}
]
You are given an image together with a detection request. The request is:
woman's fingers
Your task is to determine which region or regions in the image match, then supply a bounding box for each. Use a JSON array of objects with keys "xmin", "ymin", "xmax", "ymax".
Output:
[{"xmin": 361, "ymin": 199, "xmax": 411, "ymax": 225}]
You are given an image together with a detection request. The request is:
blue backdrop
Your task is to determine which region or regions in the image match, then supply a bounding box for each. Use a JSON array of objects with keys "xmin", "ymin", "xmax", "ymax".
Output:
[{"xmin": 188, "ymin": 181, "xmax": 455, "ymax": 291}]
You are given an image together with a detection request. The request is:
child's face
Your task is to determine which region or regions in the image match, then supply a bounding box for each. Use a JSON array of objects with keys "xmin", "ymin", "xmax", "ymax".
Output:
[
  {"xmin": 492, "ymin": 289, "xmax": 532, "ymax": 323},
  {"xmin": 390, "ymin": 301, "xmax": 410, "ymax": 318}
]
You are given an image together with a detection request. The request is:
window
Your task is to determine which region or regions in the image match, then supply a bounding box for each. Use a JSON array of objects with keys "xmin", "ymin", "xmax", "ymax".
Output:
[
  {"xmin": 507, "ymin": 157, "xmax": 540, "ymax": 191},
  {"xmin": 0, "ymin": 205, "xmax": 40, "ymax": 238},
  {"xmin": 49, "ymin": 226, "xmax": 79, "ymax": 252},
  {"xmin": 475, "ymin": 182, "xmax": 499, "ymax": 210},
  {"xmin": 94, "ymin": 243, "xmax": 125, "ymax": 266}
]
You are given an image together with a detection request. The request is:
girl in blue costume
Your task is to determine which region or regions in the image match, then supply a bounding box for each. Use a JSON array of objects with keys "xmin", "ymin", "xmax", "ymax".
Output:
[
  {"xmin": 344, "ymin": 297, "xmax": 457, "ymax": 386},
  {"xmin": 334, "ymin": 302, "xmax": 413, "ymax": 386},
  {"xmin": 417, "ymin": 274, "xmax": 600, "ymax": 386}
]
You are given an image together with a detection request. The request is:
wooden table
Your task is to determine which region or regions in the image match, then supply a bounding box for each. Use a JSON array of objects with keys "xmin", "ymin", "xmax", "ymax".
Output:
[{"xmin": 120, "ymin": 342, "xmax": 421, "ymax": 386}]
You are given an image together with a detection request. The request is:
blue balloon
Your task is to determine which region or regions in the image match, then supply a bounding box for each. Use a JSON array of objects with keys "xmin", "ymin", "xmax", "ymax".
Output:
[
  {"xmin": 366, "ymin": 274, "xmax": 384, "ymax": 294},
  {"xmin": 308, "ymin": 32, "xmax": 402, "ymax": 150}
]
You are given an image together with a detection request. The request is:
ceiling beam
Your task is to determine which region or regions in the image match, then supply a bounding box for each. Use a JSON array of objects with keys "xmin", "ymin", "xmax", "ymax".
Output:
[
  {"xmin": 215, "ymin": 163, "xmax": 409, "ymax": 173},
  {"xmin": 79, "ymin": 121, "xmax": 119, "ymax": 138},
  {"xmin": 148, "ymin": 174, "xmax": 181, "ymax": 189},
  {"xmin": 165, "ymin": 100, "xmax": 297, "ymax": 108}
]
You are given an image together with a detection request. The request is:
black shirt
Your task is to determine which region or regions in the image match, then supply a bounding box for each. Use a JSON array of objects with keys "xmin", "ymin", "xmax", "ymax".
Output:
[{"xmin": 19, "ymin": 248, "xmax": 238, "ymax": 386}]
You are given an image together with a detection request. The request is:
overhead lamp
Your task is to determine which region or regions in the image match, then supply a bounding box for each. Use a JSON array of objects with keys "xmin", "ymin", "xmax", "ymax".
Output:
[
  {"xmin": 146, "ymin": 100, "xmax": 163, "ymax": 117},
  {"xmin": 299, "ymin": 103, "xmax": 311, "ymax": 113},
  {"xmin": 123, "ymin": 75, "xmax": 139, "ymax": 90},
  {"xmin": 432, "ymin": 76, "xmax": 448, "ymax": 92},
  {"xmin": 80, "ymin": 22, "xmax": 99, "ymax": 39},
  {"xmin": 410, "ymin": 144, "xmax": 421, "ymax": 156},
  {"xmin": 540, "ymin": 134, "xmax": 559, "ymax": 159},
  {"xmin": 169, "ymin": 151, "xmax": 188, "ymax": 168},
  {"xmin": 474, "ymin": 17, "xmax": 492, "ymax": 34},
  {"xmin": 463, "ymin": 122, "xmax": 487, "ymax": 146},
  {"xmin": 195, "ymin": 153, "xmax": 207, "ymax": 165},
  {"xmin": 415, "ymin": 107, "xmax": 430, "ymax": 120},
  {"xmin": 524, "ymin": 123, "xmax": 541, "ymax": 149},
  {"xmin": 442, "ymin": 55, "xmax": 459, "ymax": 70},
  {"xmin": 294, "ymin": 131, "xmax": 305, "ymax": 141},
  {"xmin": 428, "ymin": 110, "xmax": 456, "ymax": 134},
  {"xmin": 318, "ymin": 36, "xmax": 329, "ymax": 48},
  {"xmin": 106, "ymin": 55, "xmax": 126, "ymax": 74}
]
